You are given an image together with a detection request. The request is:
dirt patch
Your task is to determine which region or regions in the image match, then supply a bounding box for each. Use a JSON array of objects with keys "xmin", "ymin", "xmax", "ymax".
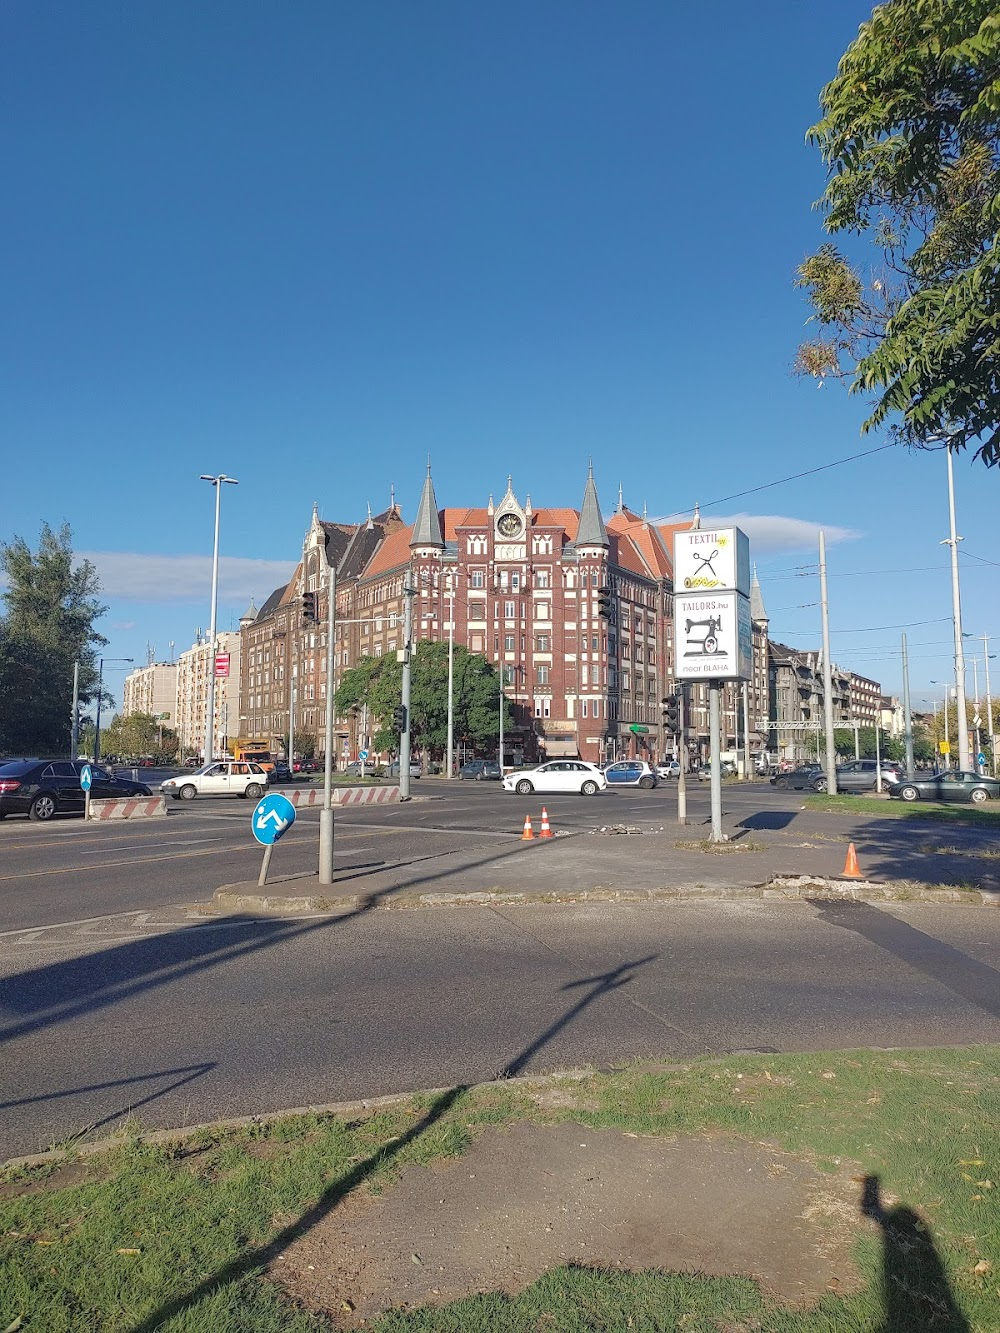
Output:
[{"xmin": 273, "ymin": 1122, "xmax": 867, "ymax": 1326}]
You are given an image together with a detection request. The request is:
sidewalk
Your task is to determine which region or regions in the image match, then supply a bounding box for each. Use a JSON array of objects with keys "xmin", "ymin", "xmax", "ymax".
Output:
[{"xmin": 209, "ymin": 803, "xmax": 1000, "ymax": 914}]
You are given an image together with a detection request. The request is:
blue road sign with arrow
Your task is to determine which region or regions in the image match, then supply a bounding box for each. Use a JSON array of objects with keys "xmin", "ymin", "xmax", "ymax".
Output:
[
  {"xmin": 252, "ymin": 791, "xmax": 296, "ymax": 846},
  {"xmin": 80, "ymin": 764, "xmax": 93, "ymax": 792}
]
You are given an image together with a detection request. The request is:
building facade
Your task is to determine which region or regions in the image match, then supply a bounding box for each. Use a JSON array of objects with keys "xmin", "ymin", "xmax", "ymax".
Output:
[
  {"xmin": 122, "ymin": 662, "xmax": 178, "ymax": 725},
  {"xmin": 175, "ymin": 630, "xmax": 242, "ymax": 758},
  {"xmin": 849, "ymin": 672, "xmax": 882, "ymax": 725},
  {"xmin": 767, "ymin": 642, "xmax": 875, "ymax": 764}
]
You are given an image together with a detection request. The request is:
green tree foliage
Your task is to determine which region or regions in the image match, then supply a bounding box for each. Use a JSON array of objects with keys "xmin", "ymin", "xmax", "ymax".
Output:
[
  {"xmin": 335, "ymin": 642, "xmax": 510, "ymax": 758},
  {"xmin": 0, "ymin": 524, "xmax": 107, "ymax": 755},
  {"xmin": 99, "ymin": 712, "xmax": 178, "ymax": 762},
  {"xmin": 796, "ymin": 1, "xmax": 1000, "ymax": 465}
]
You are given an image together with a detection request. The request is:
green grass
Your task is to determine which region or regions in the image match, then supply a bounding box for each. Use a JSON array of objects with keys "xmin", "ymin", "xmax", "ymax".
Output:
[
  {"xmin": 804, "ymin": 793, "xmax": 1000, "ymax": 826},
  {"xmin": 2, "ymin": 1052, "xmax": 998, "ymax": 1331}
]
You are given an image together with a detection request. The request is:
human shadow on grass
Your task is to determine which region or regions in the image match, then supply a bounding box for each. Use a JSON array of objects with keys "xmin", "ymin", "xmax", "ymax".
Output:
[
  {"xmin": 126, "ymin": 953, "xmax": 656, "ymax": 1333},
  {"xmin": 862, "ymin": 1174, "xmax": 970, "ymax": 1332},
  {"xmin": 810, "ymin": 898, "xmax": 1000, "ymax": 1020}
]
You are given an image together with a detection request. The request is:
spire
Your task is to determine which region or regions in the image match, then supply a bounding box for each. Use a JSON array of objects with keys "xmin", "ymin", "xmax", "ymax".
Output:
[
  {"xmin": 576, "ymin": 464, "xmax": 608, "ymax": 548},
  {"xmin": 642, "ymin": 500, "xmax": 648, "ymax": 522},
  {"xmin": 366, "ymin": 502, "xmax": 374, "ymax": 531},
  {"xmin": 390, "ymin": 482, "xmax": 397, "ymax": 514},
  {"xmin": 410, "ymin": 462, "xmax": 444, "ymax": 549},
  {"xmin": 239, "ymin": 597, "xmax": 258, "ymax": 627},
  {"xmin": 617, "ymin": 482, "xmax": 624, "ymax": 513},
  {"xmin": 691, "ymin": 502, "xmax": 701, "ymax": 530},
  {"xmin": 750, "ymin": 564, "xmax": 768, "ymax": 623}
]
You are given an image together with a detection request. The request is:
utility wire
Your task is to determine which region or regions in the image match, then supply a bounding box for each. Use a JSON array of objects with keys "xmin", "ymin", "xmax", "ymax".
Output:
[{"xmin": 687, "ymin": 442, "xmax": 898, "ymax": 512}]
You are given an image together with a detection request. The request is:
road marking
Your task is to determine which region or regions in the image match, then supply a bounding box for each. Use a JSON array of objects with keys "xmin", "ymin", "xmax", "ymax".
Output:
[
  {"xmin": 78, "ymin": 838, "xmax": 221, "ymax": 855},
  {"xmin": 0, "ymin": 844, "xmax": 258, "ymax": 881}
]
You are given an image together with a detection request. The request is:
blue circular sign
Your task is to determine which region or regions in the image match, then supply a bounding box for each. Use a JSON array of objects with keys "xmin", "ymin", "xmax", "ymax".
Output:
[
  {"xmin": 252, "ymin": 791, "xmax": 296, "ymax": 846},
  {"xmin": 80, "ymin": 764, "xmax": 93, "ymax": 791}
]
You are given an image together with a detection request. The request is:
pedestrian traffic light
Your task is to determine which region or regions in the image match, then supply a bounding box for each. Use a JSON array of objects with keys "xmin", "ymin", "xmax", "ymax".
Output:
[
  {"xmin": 596, "ymin": 587, "xmax": 613, "ymax": 619},
  {"xmin": 301, "ymin": 591, "xmax": 318, "ymax": 623},
  {"xmin": 662, "ymin": 693, "xmax": 680, "ymax": 734},
  {"xmin": 393, "ymin": 704, "xmax": 407, "ymax": 732}
]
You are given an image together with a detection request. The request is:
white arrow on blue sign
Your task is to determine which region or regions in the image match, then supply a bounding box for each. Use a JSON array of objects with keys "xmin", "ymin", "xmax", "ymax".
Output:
[
  {"xmin": 252, "ymin": 791, "xmax": 296, "ymax": 846},
  {"xmin": 359, "ymin": 749, "xmax": 369, "ymax": 760},
  {"xmin": 80, "ymin": 764, "xmax": 93, "ymax": 791}
]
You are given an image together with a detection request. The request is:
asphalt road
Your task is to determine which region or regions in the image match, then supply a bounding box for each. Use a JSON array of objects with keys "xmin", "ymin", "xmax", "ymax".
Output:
[
  {"xmin": 2, "ymin": 895, "xmax": 999, "ymax": 1159},
  {"xmin": 0, "ymin": 780, "xmax": 771, "ymax": 933}
]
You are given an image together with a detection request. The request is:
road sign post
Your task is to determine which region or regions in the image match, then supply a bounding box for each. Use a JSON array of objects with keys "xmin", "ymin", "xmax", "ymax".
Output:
[
  {"xmin": 80, "ymin": 762, "xmax": 92, "ymax": 821},
  {"xmin": 252, "ymin": 791, "xmax": 296, "ymax": 886}
]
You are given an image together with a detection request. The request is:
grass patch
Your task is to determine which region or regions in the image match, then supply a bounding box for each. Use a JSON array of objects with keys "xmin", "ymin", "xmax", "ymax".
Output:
[
  {"xmin": 804, "ymin": 793, "xmax": 1000, "ymax": 827},
  {"xmin": 2, "ymin": 1052, "xmax": 999, "ymax": 1330},
  {"xmin": 675, "ymin": 837, "xmax": 766, "ymax": 854}
]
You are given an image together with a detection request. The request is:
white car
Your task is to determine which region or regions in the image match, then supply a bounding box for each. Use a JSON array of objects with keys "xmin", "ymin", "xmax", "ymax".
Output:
[
  {"xmin": 503, "ymin": 761, "xmax": 607, "ymax": 797},
  {"xmin": 161, "ymin": 761, "xmax": 269, "ymax": 801},
  {"xmin": 656, "ymin": 760, "xmax": 681, "ymax": 779}
]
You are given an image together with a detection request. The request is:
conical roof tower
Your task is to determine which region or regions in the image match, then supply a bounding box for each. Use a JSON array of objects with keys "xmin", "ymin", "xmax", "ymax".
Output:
[{"xmin": 410, "ymin": 461, "xmax": 445, "ymax": 551}]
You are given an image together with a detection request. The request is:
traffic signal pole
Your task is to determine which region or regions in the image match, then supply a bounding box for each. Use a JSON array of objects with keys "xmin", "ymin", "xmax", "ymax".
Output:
[
  {"xmin": 319, "ymin": 566, "xmax": 337, "ymax": 886},
  {"xmin": 399, "ymin": 577, "xmax": 414, "ymax": 799},
  {"xmin": 677, "ymin": 687, "xmax": 688, "ymax": 825}
]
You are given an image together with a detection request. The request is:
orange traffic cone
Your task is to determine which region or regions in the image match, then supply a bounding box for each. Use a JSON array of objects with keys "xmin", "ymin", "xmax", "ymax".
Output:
[
  {"xmin": 521, "ymin": 815, "xmax": 535, "ymax": 840},
  {"xmin": 841, "ymin": 842, "xmax": 864, "ymax": 879},
  {"xmin": 538, "ymin": 806, "xmax": 554, "ymax": 838}
]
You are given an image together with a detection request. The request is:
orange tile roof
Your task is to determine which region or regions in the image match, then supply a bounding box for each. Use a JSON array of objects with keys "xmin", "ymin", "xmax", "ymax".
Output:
[
  {"xmin": 444, "ymin": 508, "xmax": 488, "ymax": 538},
  {"xmin": 607, "ymin": 510, "xmax": 672, "ymax": 579},
  {"xmin": 609, "ymin": 535, "xmax": 651, "ymax": 578},
  {"xmin": 361, "ymin": 524, "xmax": 414, "ymax": 579},
  {"xmin": 533, "ymin": 508, "xmax": 579, "ymax": 539}
]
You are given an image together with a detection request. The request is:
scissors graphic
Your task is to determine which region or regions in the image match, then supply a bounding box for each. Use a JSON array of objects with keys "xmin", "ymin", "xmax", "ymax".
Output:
[{"xmin": 691, "ymin": 549, "xmax": 720, "ymax": 579}]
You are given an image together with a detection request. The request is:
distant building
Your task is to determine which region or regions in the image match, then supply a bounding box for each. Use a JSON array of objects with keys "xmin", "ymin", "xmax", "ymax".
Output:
[
  {"xmin": 122, "ymin": 662, "xmax": 177, "ymax": 725},
  {"xmin": 175, "ymin": 630, "xmax": 241, "ymax": 758},
  {"xmin": 767, "ymin": 643, "xmax": 858, "ymax": 764},
  {"xmin": 850, "ymin": 672, "xmax": 882, "ymax": 726}
]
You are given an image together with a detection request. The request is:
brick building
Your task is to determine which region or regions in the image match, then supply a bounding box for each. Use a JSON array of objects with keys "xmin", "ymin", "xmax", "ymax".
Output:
[{"xmin": 239, "ymin": 467, "xmax": 777, "ymax": 767}]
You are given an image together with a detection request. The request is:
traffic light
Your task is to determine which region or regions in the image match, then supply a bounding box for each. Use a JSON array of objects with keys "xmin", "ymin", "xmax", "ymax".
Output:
[
  {"xmin": 596, "ymin": 587, "xmax": 613, "ymax": 619},
  {"xmin": 301, "ymin": 591, "xmax": 318, "ymax": 623},
  {"xmin": 393, "ymin": 704, "xmax": 407, "ymax": 733},
  {"xmin": 662, "ymin": 693, "xmax": 680, "ymax": 734}
]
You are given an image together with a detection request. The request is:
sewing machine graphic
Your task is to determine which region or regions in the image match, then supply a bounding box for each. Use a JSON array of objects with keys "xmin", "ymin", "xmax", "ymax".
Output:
[{"xmin": 683, "ymin": 614, "xmax": 724, "ymax": 656}]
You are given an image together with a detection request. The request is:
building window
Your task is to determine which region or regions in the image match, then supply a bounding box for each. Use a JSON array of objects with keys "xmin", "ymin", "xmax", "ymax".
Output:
[
  {"xmin": 593, "ymin": 700, "xmax": 600, "ymax": 718},
  {"xmin": 535, "ymin": 602, "xmax": 550, "ymax": 621},
  {"xmin": 535, "ymin": 570, "xmax": 550, "ymax": 588},
  {"xmin": 535, "ymin": 635, "xmax": 550, "ymax": 652},
  {"xmin": 591, "ymin": 665, "xmax": 600, "ymax": 685},
  {"xmin": 536, "ymin": 665, "xmax": 550, "ymax": 685},
  {"xmin": 582, "ymin": 699, "xmax": 589, "ymax": 718},
  {"xmin": 504, "ymin": 600, "xmax": 516, "ymax": 619},
  {"xmin": 469, "ymin": 601, "xmax": 486, "ymax": 620},
  {"xmin": 471, "ymin": 632, "xmax": 485, "ymax": 652},
  {"xmin": 504, "ymin": 634, "xmax": 515, "ymax": 652},
  {"xmin": 511, "ymin": 573, "xmax": 520, "ymax": 591},
  {"xmin": 502, "ymin": 664, "xmax": 515, "ymax": 685}
]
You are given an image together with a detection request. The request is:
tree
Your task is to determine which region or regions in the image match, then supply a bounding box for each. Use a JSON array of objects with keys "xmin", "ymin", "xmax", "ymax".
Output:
[
  {"xmin": 0, "ymin": 524, "xmax": 107, "ymax": 755},
  {"xmin": 334, "ymin": 643, "xmax": 510, "ymax": 760},
  {"xmin": 796, "ymin": 1, "xmax": 1000, "ymax": 466}
]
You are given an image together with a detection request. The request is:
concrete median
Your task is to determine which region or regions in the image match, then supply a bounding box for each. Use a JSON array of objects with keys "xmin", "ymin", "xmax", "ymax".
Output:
[{"xmin": 87, "ymin": 795, "xmax": 168, "ymax": 820}]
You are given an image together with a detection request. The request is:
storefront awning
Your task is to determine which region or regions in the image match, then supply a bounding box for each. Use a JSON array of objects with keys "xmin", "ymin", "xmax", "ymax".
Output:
[{"xmin": 540, "ymin": 738, "xmax": 579, "ymax": 757}]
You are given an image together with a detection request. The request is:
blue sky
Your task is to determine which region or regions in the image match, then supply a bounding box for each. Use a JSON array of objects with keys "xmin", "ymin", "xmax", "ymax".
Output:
[{"xmin": 2, "ymin": 0, "xmax": 996, "ymax": 712}]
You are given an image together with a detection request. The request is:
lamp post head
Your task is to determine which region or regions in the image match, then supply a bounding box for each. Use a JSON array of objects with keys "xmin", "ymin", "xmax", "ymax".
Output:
[{"xmin": 200, "ymin": 474, "xmax": 239, "ymax": 485}]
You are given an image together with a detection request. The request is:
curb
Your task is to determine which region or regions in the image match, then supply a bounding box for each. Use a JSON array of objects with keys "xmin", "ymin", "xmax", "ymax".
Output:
[
  {"xmin": 211, "ymin": 874, "xmax": 1000, "ymax": 916},
  {"xmin": 1, "ymin": 1069, "xmax": 594, "ymax": 1173}
]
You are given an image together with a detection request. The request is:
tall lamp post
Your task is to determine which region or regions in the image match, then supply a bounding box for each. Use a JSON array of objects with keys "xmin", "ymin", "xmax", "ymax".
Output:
[
  {"xmin": 93, "ymin": 657, "xmax": 134, "ymax": 763},
  {"xmin": 942, "ymin": 445, "xmax": 972, "ymax": 773},
  {"xmin": 200, "ymin": 474, "xmax": 238, "ymax": 761}
]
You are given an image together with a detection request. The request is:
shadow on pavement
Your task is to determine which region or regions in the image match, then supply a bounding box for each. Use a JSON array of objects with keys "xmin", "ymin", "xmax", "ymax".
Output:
[
  {"xmin": 0, "ymin": 1063, "xmax": 216, "ymax": 1145},
  {"xmin": 126, "ymin": 953, "xmax": 656, "ymax": 1333},
  {"xmin": 738, "ymin": 810, "xmax": 799, "ymax": 831},
  {"xmin": 862, "ymin": 1174, "xmax": 970, "ymax": 1332},
  {"xmin": 811, "ymin": 899, "xmax": 1000, "ymax": 1019}
]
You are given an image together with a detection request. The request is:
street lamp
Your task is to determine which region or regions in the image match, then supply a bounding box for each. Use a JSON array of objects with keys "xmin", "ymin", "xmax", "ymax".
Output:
[
  {"xmin": 200, "ymin": 474, "xmax": 239, "ymax": 761},
  {"xmin": 93, "ymin": 657, "xmax": 134, "ymax": 763},
  {"xmin": 930, "ymin": 680, "xmax": 956, "ymax": 768}
]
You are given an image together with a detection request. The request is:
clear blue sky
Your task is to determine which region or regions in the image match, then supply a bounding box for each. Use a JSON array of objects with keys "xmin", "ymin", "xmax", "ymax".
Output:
[{"xmin": 2, "ymin": 0, "xmax": 996, "ymax": 711}]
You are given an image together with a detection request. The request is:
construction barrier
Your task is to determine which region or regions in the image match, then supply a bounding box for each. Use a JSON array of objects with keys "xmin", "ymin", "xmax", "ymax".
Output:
[
  {"xmin": 88, "ymin": 796, "xmax": 168, "ymax": 821},
  {"xmin": 283, "ymin": 785, "xmax": 402, "ymax": 808}
]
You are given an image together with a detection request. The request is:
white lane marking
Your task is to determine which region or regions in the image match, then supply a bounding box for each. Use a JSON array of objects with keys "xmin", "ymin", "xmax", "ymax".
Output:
[
  {"xmin": 78, "ymin": 838, "xmax": 221, "ymax": 855},
  {"xmin": 0, "ymin": 910, "xmax": 153, "ymax": 939}
]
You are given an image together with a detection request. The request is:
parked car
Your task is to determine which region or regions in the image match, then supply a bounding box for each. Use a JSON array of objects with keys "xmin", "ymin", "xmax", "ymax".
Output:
[
  {"xmin": 293, "ymin": 758, "xmax": 317, "ymax": 773},
  {"xmin": 385, "ymin": 760, "xmax": 422, "ymax": 779},
  {"xmin": 502, "ymin": 760, "xmax": 607, "ymax": 797},
  {"xmin": 0, "ymin": 759, "xmax": 152, "ymax": 821},
  {"xmin": 160, "ymin": 761, "xmax": 269, "ymax": 801},
  {"xmin": 656, "ymin": 760, "xmax": 681, "ymax": 779},
  {"xmin": 696, "ymin": 760, "xmax": 737, "ymax": 780},
  {"xmin": 603, "ymin": 760, "xmax": 658, "ymax": 789},
  {"xmin": 770, "ymin": 765, "xmax": 824, "ymax": 791},
  {"xmin": 270, "ymin": 761, "xmax": 293, "ymax": 783},
  {"xmin": 341, "ymin": 759, "xmax": 376, "ymax": 777},
  {"xmin": 460, "ymin": 759, "xmax": 502, "ymax": 781},
  {"xmin": 888, "ymin": 770, "xmax": 1000, "ymax": 805}
]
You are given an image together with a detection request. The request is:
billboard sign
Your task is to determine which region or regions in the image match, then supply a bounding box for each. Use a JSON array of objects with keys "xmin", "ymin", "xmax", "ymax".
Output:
[
  {"xmin": 214, "ymin": 653, "xmax": 231, "ymax": 678},
  {"xmin": 673, "ymin": 591, "xmax": 752, "ymax": 680},
  {"xmin": 673, "ymin": 527, "xmax": 750, "ymax": 596}
]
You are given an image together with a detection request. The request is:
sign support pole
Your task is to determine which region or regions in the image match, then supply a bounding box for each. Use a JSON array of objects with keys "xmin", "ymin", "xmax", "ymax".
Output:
[
  {"xmin": 677, "ymin": 685, "xmax": 688, "ymax": 825},
  {"xmin": 319, "ymin": 561, "xmax": 337, "ymax": 885},
  {"xmin": 85, "ymin": 790, "xmax": 91, "ymax": 821},
  {"xmin": 258, "ymin": 844, "xmax": 273, "ymax": 887},
  {"xmin": 709, "ymin": 681, "xmax": 724, "ymax": 842},
  {"xmin": 400, "ymin": 575, "xmax": 414, "ymax": 799},
  {"xmin": 818, "ymin": 530, "xmax": 838, "ymax": 796}
]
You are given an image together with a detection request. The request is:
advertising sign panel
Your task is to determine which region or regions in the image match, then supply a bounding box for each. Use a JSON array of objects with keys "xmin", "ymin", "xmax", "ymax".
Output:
[
  {"xmin": 214, "ymin": 653, "xmax": 231, "ymax": 678},
  {"xmin": 673, "ymin": 591, "xmax": 752, "ymax": 681},
  {"xmin": 673, "ymin": 527, "xmax": 750, "ymax": 596}
]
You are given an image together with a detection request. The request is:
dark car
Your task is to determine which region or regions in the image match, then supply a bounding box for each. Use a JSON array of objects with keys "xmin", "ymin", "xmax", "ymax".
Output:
[
  {"xmin": 770, "ymin": 764, "xmax": 824, "ymax": 791},
  {"xmin": 460, "ymin": 759, "xmax": 501, "ymax": 781},
  {"xmin": 293, "ymin": 758, "xmax": 316, "ymax": 773},
  {"xmin": 888, "ymin": 770, "xmax": 1000, "ymax": 805},
  {"xmin": 0, "ymin": 759, "xmax": 152, "ymax": 822},
  {"xmin": 270, "ymin": 761, "xmax": 293, "ymax": 783}
]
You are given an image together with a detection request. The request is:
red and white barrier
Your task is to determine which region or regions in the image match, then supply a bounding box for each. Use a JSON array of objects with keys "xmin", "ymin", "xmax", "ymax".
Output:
[
  {"xmin": 283, "ymin": 785, "xmax": 402, "ymax": 808},
  {"xmin": 88, "ymin": 796, "xmax": 168, "ymax": 821}
]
